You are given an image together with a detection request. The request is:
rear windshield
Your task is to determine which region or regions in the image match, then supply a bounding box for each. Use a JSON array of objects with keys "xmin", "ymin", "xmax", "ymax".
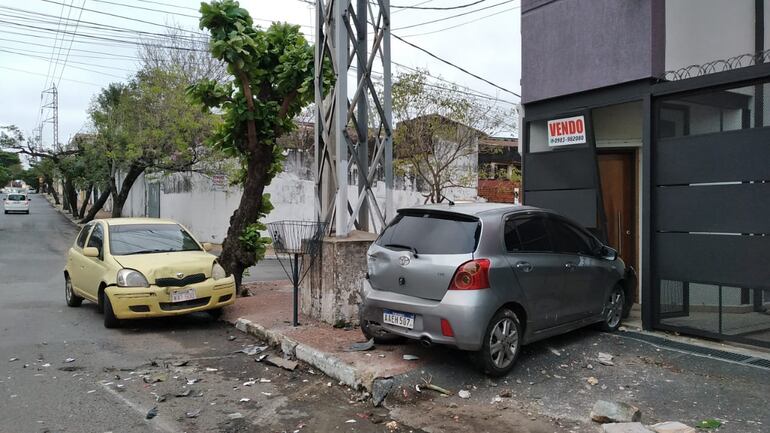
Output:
[
  {"xmin": 7, "ymin": 194, "xmax": 26, "ymax": 201},
  {"xmin": 376, "ymin": 211, "xmax": 480, "ymax": 255},
  {"xmin": 109, "ymin": 224, "xmax": 201, "ymax": 255}
]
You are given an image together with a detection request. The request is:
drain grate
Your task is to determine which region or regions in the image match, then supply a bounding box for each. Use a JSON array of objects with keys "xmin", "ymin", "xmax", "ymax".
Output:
[
  {"xmin": 747, "ymin": 358, "xmax": 770, "ymax": 369},
  {"xmin": 619, "ymin": 331, "xmax": 770, "ymax": 369}
]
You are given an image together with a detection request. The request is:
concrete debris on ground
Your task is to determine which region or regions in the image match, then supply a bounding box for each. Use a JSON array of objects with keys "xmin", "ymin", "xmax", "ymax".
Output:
[
  {"xmin": 237, "ymin": 345, "xmax": 268, "ymax": 356},
  {"xmin": 185, "ymin": 409, "xmax": 201, "ymax": 418},
  {"xmin": 591, "ymin": 400, "xmax": 642, "ymax": 424},
  {"xmin": 372, "ymin": 377, "xmax": 394, "ymax": 407},
  {"xmin": 265, "ymin": 355, "xmax": 298, "ymax": 371},
  {"xmin": 587, "ymin": 376, "xmax": 599, "ymax": 386},
  {"xmin": 458, "ymin": 390, "xmax": 471, "ymax": 399},
  {"xmin": 602, "ymin": 422, "xmax": 653, "ymax": 433},
  {"xmin": 227, "ymin": 412, "xmax": 244, "ymax": 420},
  {"xmin": 598, "ymin": 352, "xmax": 615, "ymax": 366},
  {"xmin": 650, "ymin": 421, "xmax": 697, "ymax": 433},
  {"xmin": 402, "ymin": 354, "xmax": 419, "ymax": 361},
  {"xmin": 63, "ymin": 358, "xmax": 75, "ymax": 363}
]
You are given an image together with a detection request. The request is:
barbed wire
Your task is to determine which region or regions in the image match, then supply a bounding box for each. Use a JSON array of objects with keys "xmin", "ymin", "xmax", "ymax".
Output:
[{"xmin": 661, "ymin": 50, "xmax": 770, "ymax": 81}]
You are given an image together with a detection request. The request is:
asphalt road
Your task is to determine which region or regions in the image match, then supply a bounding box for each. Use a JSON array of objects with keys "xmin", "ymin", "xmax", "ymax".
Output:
[{"xmin": 0, "ymin": 198, "xmax": 412, "ymax": 433}]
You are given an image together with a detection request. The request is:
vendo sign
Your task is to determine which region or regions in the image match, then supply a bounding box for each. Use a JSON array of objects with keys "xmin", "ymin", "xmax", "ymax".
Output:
[{"xmin": 547, "ymin": 115, "xmax": 586, "ymax": 146}]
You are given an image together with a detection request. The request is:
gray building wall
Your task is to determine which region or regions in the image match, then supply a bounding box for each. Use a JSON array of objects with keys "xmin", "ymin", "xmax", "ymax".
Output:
[{"xmin": 521, "ymin": 0, "xmax": 665, "ymax": 103}]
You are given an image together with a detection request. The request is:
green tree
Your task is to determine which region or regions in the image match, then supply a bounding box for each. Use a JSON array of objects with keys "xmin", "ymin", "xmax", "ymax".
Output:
[
  {"xmin": 188, "ymin": 0, "xmax": 321, "ymax": 293},
  {"xmin": 0, "ymin": 150, "xmax": 22, "ymax": 187},
  {"xmin": 86, "ymin": 68, "xmax": 216, "ymax": 221},
  {"xmin": 392, "ymin": 70, "xmax": 515, "ymax": 203}
]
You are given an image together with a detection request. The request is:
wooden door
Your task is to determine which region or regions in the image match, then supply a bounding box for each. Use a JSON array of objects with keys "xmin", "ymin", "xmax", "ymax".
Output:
[{"xmin": 598, "ymin": 152, "xmax": 638, "ymax": 301}]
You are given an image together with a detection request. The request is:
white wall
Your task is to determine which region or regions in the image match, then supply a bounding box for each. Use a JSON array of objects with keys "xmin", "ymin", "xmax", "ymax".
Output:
[
  {"xmin": 593, "ymin": 101, "xmax": 643, "ymax": 148},
  {"xmin": 666, "ymin": 0, "xmax": 755, "ymax": 72}
]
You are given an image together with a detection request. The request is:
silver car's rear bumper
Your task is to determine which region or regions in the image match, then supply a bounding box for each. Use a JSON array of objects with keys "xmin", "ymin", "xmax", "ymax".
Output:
[{"xmin": 360, "ymin": 280, "xmax": 500, "ymax": 351}]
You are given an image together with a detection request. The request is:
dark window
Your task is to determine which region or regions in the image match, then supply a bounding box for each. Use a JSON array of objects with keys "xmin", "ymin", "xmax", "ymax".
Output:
[
  {"xmin": 507, "ymin": 215, "xmax": 552, "ymax": 252},
  {"xmin": 547, "ymin": 218, "xmax": 595, "ymax": 255},
  {"xmin": 504, "ymin": 218, "xmax": 521, "ymax": 251},
  {"xmin": 376, "ymin": 211, "xmax": 480, "ymax": 255},
  {"xmin": 109, "ymin": 224, "xmax": 202, "ymax": 255},
  {"xmin": 87, "ymin": 224, "xmax": 104, "ymax": 252},
  {"xmin": 7, "ymin": 194, "xmax": 26, "ymax": 201},
  {"xmin": 76, "ymin": 224, "xmax": 93, "ymax": 248}
]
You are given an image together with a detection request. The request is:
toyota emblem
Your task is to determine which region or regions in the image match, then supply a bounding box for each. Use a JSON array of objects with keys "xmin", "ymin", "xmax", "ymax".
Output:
[
  {"xmin": 176, "ymin": 272, "xmax": 185, "ymax": 279},
  {"xmin": 399, "ymin": 256, "xmax": 410, "ymax": 267}
]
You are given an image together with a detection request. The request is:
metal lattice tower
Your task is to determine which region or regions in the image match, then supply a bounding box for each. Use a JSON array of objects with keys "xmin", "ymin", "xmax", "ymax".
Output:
[
  {"xmin": 314, "ymin": 0, "xmax": 394, "ymax": 237},
  {"xmin": 42, "ymin": 85, "xmax": 59, "ymax": 151}
]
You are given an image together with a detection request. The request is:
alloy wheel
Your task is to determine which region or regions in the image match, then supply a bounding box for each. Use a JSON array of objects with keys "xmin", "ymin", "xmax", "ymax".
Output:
[
  {"xmin": 605, "ymin": 289, "xmax": 624, "ymax": 329},
  {"xmin": 488, "ymin": 317, "xmax": 518, "ymax": 369},
  {"xmin": 65, "ymin": 278, "xmax": 72, "ymax": 303}
]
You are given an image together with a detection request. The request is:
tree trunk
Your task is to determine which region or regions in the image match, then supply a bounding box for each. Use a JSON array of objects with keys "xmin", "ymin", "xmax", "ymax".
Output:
[
  {"xmin": 111, "ymin": 164, "xmax": 145, "ymax": 218},
  {"xmin": 79, "ymin": 184, "xmax": 93, "ymax": 219},
  {"xmin": 64, "ymin": 177, "xmax": 79, "ymax": 215},
  {"xmin": 219, "ymin": 146, "xmax": 273, "ymax": 296},
  {"xmin": 48, "ymin": 183, "xmax": 60, "ymax": 205},
  {"xmin": 81, "ymin": 186, "xmax": 111, "ymax": 223}
]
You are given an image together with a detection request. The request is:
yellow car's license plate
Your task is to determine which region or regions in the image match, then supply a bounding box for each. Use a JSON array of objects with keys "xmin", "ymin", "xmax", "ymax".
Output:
[{"xmin": 171, "ymin": 288, "xmax": 196, "ymax": 303}]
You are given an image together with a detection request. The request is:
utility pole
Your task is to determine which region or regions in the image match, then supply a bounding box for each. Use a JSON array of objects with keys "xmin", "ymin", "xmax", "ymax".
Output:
[
  {"xmin": 314, "ymin": 0, "xmax": 393, "ymax": 237},
  {"xmin": 42, "ymin": 86, "xmax": 59, "ymax": 151}
]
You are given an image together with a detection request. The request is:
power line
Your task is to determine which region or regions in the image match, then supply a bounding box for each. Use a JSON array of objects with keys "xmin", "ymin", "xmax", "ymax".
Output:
[
  {"xmin": 0, "ymin": 66, "xmax": 102, "ymax": 87},
  {"xmin": 0, "ymin": 47, "xmax": 130, "ymax": 78},
  {"xmin": 56, "ymin": 0, "xmax": 89, "ymax": 88},
  {"xmin": 390, "ymin": 0, "xmax": 487, "ymax": 10},
  {"xmin": 392, "ymin": 0, "xmax": 515, "ymax": 31},
  {"xmin": 391, "ymin": 33, "xmax": 520, "ymax": 98},
  {"xmin": 400, "ymin": 5, "xmax": 518, "ymax": 37},
  {"xmin": 0, "ymin": 36, "xmax": 139, "ymax": 59}
]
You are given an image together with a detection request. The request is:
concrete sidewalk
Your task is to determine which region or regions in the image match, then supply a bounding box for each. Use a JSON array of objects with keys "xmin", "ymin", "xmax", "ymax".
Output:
[{"xmin": 223, "ymin": 280, "xmax": 433, "ymax": 390}]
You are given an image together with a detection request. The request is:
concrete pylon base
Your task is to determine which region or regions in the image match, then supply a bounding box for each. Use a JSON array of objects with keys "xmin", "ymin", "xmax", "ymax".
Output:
[{"xmin": 301, "ymin": 230, "xmax": 377, "ymax": 327}]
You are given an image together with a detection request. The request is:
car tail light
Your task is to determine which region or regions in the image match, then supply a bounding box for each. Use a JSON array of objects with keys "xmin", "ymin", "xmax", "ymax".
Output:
[
  {"xmin": 448, "ymin": 259, "xmax": 490, "ymax": 290},
  {"xmin": 440, "ymin": 318, "xmax": 454, "ymax": 337}
]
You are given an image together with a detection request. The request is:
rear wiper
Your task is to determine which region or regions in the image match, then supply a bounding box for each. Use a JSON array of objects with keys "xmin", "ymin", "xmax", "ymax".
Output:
[{"xmin": 384, "ymin": 243, "xmax": 419, "ymax": 258}]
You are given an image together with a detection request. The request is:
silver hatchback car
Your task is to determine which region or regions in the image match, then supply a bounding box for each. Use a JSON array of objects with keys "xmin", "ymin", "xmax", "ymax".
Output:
[{"xmin": 360, "ymin": 203, "xmax": 635, "ymax": 376}]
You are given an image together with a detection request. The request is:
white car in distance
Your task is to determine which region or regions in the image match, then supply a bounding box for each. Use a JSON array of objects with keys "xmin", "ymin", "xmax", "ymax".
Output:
[{"xmin": 3, "ymin": 193, "xmax": 30, "ymax": 214}]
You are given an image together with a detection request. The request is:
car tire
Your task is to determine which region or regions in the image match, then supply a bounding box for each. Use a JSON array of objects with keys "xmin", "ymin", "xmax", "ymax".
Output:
[
  {"xmin": 600, "ymin": 285, "xmax": 625, "ymax": 332},
  {"xmin": 359, "ymin": 308, "xmax": 403, "ymax": 344},
  {"xmin": 65, "ymin": 276, "xmax": 83, "ymax": 307},
  {"xmin": 102, "ymin": 291, "xmax": 121, "ymax": 329},
  {"xmin": 207, "ymin": 308, "xmax": 224, "ymax": 320},
  {"xmin": 475, "ymin": 308, "xmax": 522, "ymax": 377}
]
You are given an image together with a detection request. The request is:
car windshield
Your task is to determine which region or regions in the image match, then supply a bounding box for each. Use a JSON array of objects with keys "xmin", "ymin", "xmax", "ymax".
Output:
[
  {"xmin": 7, "ymin": 194, "xmax": 26, "ymax": 201},
  {"xmin": 376, "ymin": 211, "xmax": 481, "ymax": 255},
  {"xmin": 109, "ymin": 224, "xmax": 202, "ymax": 255}
]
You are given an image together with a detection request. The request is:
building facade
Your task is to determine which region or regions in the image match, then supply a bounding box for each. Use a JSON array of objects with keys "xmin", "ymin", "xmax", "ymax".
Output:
[{"xmin": 521, "ymin": 0, "xmax": 770, "ymax": 348}]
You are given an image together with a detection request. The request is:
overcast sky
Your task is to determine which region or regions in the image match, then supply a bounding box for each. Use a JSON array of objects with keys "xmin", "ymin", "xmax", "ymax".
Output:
[{"xmin": 0, "ymin": 0, "xmax": 521, "ymax": 150}]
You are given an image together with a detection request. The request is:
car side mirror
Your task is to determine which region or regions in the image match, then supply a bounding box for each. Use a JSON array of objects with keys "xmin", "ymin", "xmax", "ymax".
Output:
[
  {"xmin": 202, "ymin": 242, "xmax": 213, "ymax": 252},
  {"xmin": 601, "ymin": 245, "xmax": 618, "ymax": 261},
  {"xmin": 83, "ymin": 247, "xmax": 100, "ymax": 258}
]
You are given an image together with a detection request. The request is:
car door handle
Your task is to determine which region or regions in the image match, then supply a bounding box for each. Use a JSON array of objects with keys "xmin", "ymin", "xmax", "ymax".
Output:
[{"xmin": 515, "ymin": 262, "xmax": 533, "ymax": 272}]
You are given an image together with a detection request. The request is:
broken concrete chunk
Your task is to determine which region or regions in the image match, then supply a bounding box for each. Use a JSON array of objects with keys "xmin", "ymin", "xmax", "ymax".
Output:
[
  {"xmin": 237, "ymin": 345, "xmax": 268, "ymax": 356},
  {"xmin": 265, "ymin": 355, "xmax": 298, "ymax": 371},
  {"xmin": 602, "ymin": 422, "xmax": 653, "ymax": 433},
  {"xmin": 372, "ymin": 377, "xmax": 394, "ymax": 407},
  {"xmin": 598, "ymin": 352, "xmax": 615, "ymax": 366},
  {"xmin": 227, "ymin": 412, "xmax": 244, "ymax": 420},
  {"xmin": 458, "ymin": 390, "xmax": 471, "ymax": 399},
  {"xmin": 591, "ymin": 400, "xmax": 642, "ymax": 424},
  {"xmin": 175, "ymin": 389, "xmax": 192, "ymax": 398},
  {"xmin": 185, "ymin": 409, "xmax": 200, "ymax": 418},
  {"xmin": 587, "ymin": 376, "xmax": 599, "ymax": 386},
  {"xmin": 650, "ymin": 421, "xmax": 697, "ymax": 433},
  {"xmin": 64, "ymin": 358, "xmax": 76, "ymax": 363},
  {"xmin": 385, "ymin": 421, "xmax": 399, "ymax": 431}
]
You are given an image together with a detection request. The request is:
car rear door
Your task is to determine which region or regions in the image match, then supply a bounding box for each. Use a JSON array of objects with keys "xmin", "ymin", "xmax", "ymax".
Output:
[
  {"xmin": 367, "ymin": 211, "xmax": 480, "ymax": 301},
  {"xmin": 503, "ymin": 213, "xmax": 567, "ymax": 331}
]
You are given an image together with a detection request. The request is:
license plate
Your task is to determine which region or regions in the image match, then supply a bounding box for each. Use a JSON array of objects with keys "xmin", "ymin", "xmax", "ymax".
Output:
[
  {"xmin": 383, "ymin": 309, "xmax": 415, "ymax": 329},
  {"xmin": 171, "ymin": 288, "xmax": 196, "ymax": 303}
]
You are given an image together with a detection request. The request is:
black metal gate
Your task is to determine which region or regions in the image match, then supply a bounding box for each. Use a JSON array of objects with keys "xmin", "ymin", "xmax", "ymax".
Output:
[{"xmin": 652, "ymin": 78, "xmax": 770, "ymax": 348}]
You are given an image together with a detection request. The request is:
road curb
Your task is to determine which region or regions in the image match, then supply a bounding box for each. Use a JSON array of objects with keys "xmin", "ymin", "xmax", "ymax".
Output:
[
  {"xmin": 231, "ymin": 317, "xmax": 365, "ymax": 390},
  {"xmin": 42, "ymin": 194, "xmax": 83, "ymax": 228}
]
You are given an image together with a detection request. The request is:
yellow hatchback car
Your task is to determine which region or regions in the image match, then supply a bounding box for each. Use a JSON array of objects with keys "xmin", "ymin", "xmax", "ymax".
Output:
[{"xmin": 64, "ymin": 218, "xmax": 236, "ymax": 328}]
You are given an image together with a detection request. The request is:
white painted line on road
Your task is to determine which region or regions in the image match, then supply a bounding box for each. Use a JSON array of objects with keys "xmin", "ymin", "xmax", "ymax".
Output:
[{"xmin": 99, "ymin": 382, "xmax": 179, "ymax": 433}]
